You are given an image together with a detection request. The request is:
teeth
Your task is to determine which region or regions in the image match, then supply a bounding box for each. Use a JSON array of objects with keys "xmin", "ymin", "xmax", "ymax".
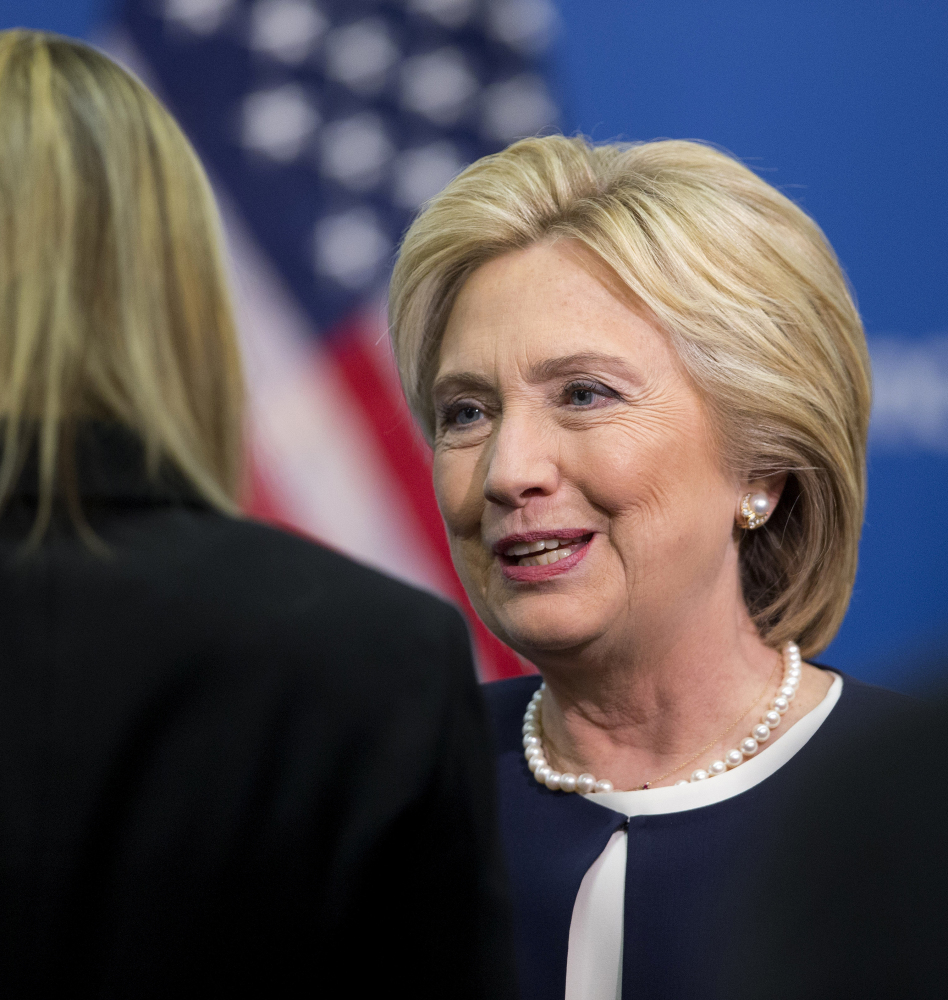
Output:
[
  {"xmin": 502, "ymin": 536, "xmax": 591, "ymax": 560},
  {"xmin": 519, "ymin": 546, "xmax": 576, "ymax": 567},
  {"xmin": 506, "ymin": 537, "xmax": 569, "ymax": 557}
]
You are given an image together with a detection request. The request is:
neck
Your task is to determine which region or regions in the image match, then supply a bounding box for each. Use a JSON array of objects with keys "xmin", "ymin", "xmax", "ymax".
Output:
[{"xmin": 530, "ymin": 587, "xmax": 782, "ymax": 791}]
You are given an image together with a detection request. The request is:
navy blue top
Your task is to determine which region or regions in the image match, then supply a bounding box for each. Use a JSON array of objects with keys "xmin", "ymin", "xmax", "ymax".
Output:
[{"xmin": 483, "ymin": 672, "xmax": 910, "ymax": 1000}]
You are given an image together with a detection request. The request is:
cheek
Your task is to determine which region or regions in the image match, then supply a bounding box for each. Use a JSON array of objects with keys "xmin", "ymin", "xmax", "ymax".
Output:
[
  {"xmin": 432, "ymin": 448, "xmax": 484, "ymax": 538},
  {"xmin": 433, "ymin": 450, "xmax": 495, "ymax": 608},
  {"xmin": 565, "ymin": 420, "xmax": 682, "ymax": 516},
  {"xmin": 565, "ymin": 415, "xmax": 731, "ymax": 543}
]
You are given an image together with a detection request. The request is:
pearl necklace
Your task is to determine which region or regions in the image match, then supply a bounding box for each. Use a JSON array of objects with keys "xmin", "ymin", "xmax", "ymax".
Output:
[{"xmin": 522, "ymin": 641, "xmax": 803, "ymax": 794}]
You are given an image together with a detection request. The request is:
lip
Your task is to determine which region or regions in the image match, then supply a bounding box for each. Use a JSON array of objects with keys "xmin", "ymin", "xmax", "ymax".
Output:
[
  {"xmin": 495, "ymin": 530, "xmax": 595, "ymax": 583},
  {"xmin": 492, "ymin": 528, "xmax": 592, "ymax": 555}
]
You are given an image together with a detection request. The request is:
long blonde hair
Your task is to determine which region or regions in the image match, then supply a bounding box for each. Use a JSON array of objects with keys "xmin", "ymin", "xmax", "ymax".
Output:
[
  {"xmin": 0, "ymin": 29, "xmax": 243, "ymax": 539},
  {"xmin": 389, "ymin": 136, "xmax": 872, "ymax": 656}
]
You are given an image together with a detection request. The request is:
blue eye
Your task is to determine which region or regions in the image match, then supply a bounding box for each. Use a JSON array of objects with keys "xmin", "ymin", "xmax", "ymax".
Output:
[
  {"xmin": 570, "ymin": 388, "xmax": 596, "ymax": 406},
  {"xmin": 454, "ymin": 406, "xmax": 482, "ymax": 425},
  {"xmin": 564, "ymin": 379, "xmax": 621, "ymax": 409}
]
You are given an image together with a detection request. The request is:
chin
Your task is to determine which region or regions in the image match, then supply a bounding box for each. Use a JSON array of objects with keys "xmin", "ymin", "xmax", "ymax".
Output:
[
  {"xmin": 460, "ymin": 564, "xmax": 617, "ymax": 660},
  {"xmin": 485, "ymin": 599, "xmax": 604, "ymax": 658}
]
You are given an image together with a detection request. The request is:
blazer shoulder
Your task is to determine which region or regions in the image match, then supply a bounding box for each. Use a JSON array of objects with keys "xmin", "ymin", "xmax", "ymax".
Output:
[
  {"xmin": 832, "ymin": 669, "xmax": 918, "ymax": 711},
  {"xmin": 813, "ymin": 668, "xmax": 919, "ymax": 746},
  {"xmin": 482, "ymin": 675, "xmax": 543, "ymax": 754},
  {"xmin": 182, "ymin": 512, "xmax": 464, "ymax": 627},
  {"xmin": 113, "ymin": 510, "xmax": 472, "ymax": 690}
]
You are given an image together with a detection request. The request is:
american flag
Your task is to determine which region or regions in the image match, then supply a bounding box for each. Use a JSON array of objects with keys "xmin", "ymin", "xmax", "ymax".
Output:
[{"xmin": 118, "ymin": 0, "xmax": 561, "ymax": 680}]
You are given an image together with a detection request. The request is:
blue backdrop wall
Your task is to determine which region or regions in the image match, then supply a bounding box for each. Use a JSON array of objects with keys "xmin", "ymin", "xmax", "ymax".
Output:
[{"xmin": 1, "ymin": 0, "xmax": 945, "ymax": 690}]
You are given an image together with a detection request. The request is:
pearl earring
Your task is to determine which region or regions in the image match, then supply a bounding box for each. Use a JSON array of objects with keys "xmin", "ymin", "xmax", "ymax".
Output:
[{"xmin": 739, "ymin": 492, "xmax": 771, "ymax": 529}]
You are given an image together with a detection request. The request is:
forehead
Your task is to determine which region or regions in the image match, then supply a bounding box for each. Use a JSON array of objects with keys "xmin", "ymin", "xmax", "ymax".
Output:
[{"xmin": 438, "ymin": 241, "xmax": 671, "ymax": 376}]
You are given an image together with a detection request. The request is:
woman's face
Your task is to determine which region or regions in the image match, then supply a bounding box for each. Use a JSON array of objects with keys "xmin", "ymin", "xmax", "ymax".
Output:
[{"xmin": 432, "ymin": 241, "xmax": 742, "ymax": 664}]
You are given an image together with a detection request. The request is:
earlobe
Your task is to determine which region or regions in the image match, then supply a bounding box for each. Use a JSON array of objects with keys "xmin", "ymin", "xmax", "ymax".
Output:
[
  {"xmin": 737, "ymin": 492, "xmax": 772, "ymax": 530},
  {"xmin": 736, "ymin": 473, "xmax": 787, "ymax": 530}
]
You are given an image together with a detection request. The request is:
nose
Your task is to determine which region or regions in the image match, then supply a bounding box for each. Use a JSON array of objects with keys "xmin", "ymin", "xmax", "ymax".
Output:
[{"xmin": 482, "ymin": 411, "xmax": 560, "ymax": 507}]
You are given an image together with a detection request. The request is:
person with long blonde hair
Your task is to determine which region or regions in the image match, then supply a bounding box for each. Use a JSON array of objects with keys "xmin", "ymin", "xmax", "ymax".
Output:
[{"xmin": 0, "ymin": 30, "xmax": 516, "ymax": 997}]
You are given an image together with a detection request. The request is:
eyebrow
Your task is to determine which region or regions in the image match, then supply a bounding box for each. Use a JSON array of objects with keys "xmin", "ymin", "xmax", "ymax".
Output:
[
  {"xmin": 432, "ymin": 353, "xmax": 645, "ymax": 401},
  {"xmin": 431, "ymin": 371, "xmax": 496, "ymax": 400},
  {"xmin": 526, "ymin": 352, "xmax": 645, "ymax": 386}
]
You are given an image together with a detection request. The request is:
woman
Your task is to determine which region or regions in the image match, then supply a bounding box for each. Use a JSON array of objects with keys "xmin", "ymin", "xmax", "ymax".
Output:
[
  {"xmin": 0, "ymin": 31, "xmax": 516, "ymax": 997},
  {"xmin": 389, "ymin": 136, "xmax": 907, "ymax": 999}
]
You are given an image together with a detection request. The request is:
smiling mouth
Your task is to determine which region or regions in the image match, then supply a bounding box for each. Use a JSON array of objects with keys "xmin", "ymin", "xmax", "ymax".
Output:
[{"xmin": 501, "ymin": 534, "xmax": 593, "ymax": 567}]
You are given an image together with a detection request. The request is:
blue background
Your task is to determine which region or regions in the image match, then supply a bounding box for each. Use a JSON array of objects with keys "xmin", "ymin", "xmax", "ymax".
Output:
[{"xmin": 2, "ymin": 0, "xmax": 945, "ymax": 689}]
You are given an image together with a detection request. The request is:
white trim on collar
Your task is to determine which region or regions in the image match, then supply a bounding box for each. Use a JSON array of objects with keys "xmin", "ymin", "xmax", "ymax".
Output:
[{"xmin": 585, "ymin": 672, "xmax": 843, "ymax": 818}]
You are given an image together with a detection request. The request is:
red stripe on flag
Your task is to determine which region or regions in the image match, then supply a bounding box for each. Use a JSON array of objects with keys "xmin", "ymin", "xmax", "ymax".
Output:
[
  {"xmin": 330, "ymin": 321, "xmax": 532, "ymax": 682},
  {"xmin": 242, "ymin": 449, "xmax": 285, "ymax": 525},
  {"xmin": 242, "ymin": 447, "xmax": 314, "ymax": 542}
]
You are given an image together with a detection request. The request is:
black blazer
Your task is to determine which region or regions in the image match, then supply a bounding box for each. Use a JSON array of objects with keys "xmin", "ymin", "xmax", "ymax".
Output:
[{"xmin": 0, "ymin": 427, "xmax": 516, "ymax": 998}]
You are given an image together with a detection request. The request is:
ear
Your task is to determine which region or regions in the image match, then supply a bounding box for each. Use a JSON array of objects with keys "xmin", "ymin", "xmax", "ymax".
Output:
[{"xmin": 735, "ymin": 472, "xmax": 788, "ymax": 530}]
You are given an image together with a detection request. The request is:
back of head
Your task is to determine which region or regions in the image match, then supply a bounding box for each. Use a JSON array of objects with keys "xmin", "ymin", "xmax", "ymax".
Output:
[{"xmin": 0, "ymin": 30, "xmax": 242, "ymax": 538}]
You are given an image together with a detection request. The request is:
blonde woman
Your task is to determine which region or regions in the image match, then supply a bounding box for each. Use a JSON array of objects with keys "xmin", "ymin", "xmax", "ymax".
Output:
[
  {"xmin": 0, "ymin": 31, "xmax": 516, "ymax": 998},
  {"xmin": 389, "ymin": 135, "xmax": 908, "ymax": 1000}
]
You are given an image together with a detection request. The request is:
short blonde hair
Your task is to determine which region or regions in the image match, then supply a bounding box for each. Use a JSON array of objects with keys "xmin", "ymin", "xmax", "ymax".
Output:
[
  {"xmin": 0, "ymin": 30, "xmax": 243, "ymax": 539},
  {"xmin": 389, "ymin": 136, "xmax": 871, "ymax": 656}
]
